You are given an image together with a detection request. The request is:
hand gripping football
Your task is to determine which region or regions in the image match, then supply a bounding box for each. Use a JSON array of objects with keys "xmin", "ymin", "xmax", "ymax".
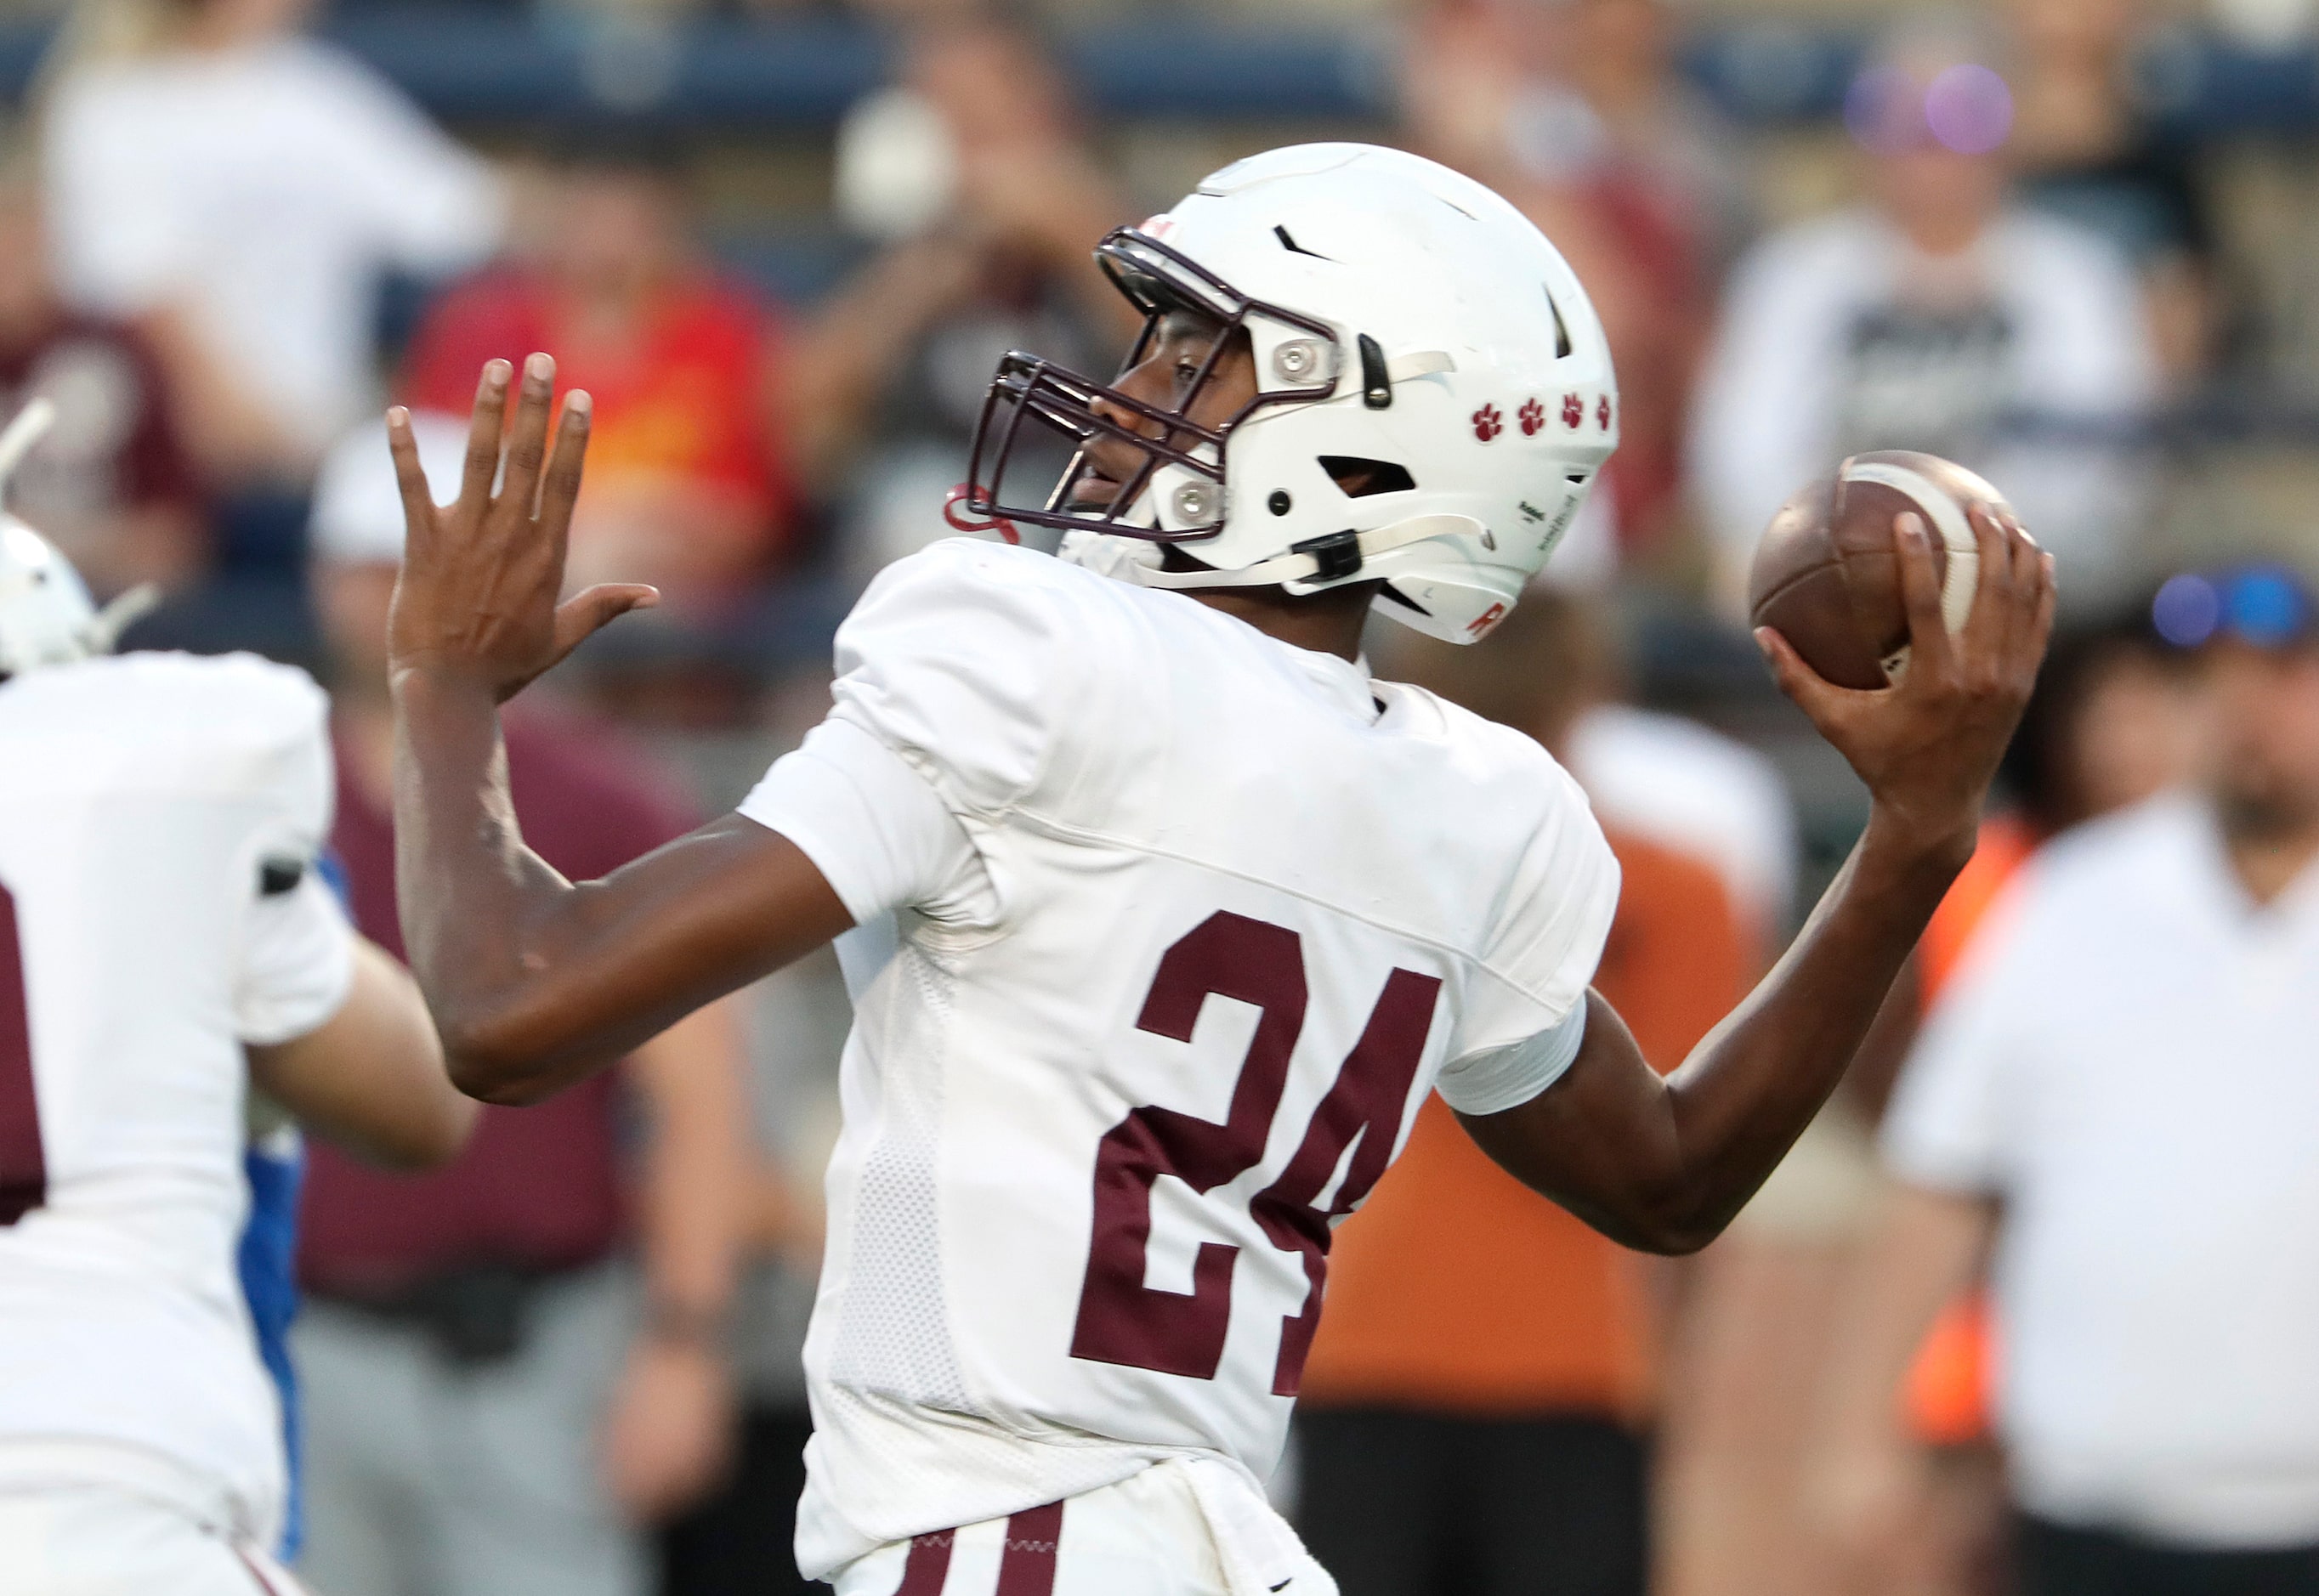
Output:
[{"xmin": 1748, "ymin": 450, "xmax": 2009, "ymax": 690}]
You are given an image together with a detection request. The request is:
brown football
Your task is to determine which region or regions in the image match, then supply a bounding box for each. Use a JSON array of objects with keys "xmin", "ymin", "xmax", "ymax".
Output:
[{"xmin": 1748, "ymin": 450, "xmax": 2009, "ymax": 691}]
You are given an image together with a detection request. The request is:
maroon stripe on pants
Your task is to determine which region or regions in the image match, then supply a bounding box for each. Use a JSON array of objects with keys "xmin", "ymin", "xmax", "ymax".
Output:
[
  {"xmin": 996, "ymin": 1501, "xmax": 1065, "ymax": 1596},
  {"xmin": 896, "ymin": 1531, "xmax": 955, "ymax": 1595}
]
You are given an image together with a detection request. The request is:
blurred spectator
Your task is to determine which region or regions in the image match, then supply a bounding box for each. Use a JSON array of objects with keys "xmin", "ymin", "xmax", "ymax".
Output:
[
  {"xmin": 2002, "ymin": 0, "xmax": 2220, "ymax": 382},
  {"xmin": 0, "ymin": 171, "xmax": 203, "ymax": 597},
  {"xmin": 659, "ymin": 964, "xmax": 840, "ymax": 1596},
  {"xmin": 1816, "ymin": 565, "xmax": 2319, "ymax": 1596},
  {"xmin": 1803, "ymin": 608, "xmax": 2196, "ymax": 1596},
  {"xmin": 292, "ymin": 414, "xmax": 749, "ymax": 1596},
  {"xmin": 37, "ymin": 0, "xmax": 502, "ymax": 486},
  {"xmin": 1298, "ymin": 589, "xmax": 1750, "ymax": 1596},
  {"xmin": 1690, "ymin": 28, "xmax": 2157, "ymax": 608},
  {"xmin": 402, "ymin": 135, "xmax": 799, "ymax": 614},
  {"xmin": 1403, "ymin": 0, "xmax": 1744, "ymax": 566},
  {"xmin": 793, "ymin": 16, "xmax": 1135, "ymax": 574}
]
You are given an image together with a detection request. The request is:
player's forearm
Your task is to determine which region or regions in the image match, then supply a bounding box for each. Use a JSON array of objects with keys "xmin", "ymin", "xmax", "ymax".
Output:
[
  {"xmin": 389, "ymin": 665, "xmax": 582, "ymax": 1100},
  {"xmin": 1651, "ymin": 809, "xmax": 1971, "ymax": 1245}
]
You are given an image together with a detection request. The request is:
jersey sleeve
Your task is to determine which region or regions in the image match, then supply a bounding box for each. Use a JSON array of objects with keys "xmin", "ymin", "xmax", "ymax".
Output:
[
  {"xmin": 230, "ymin": 665, "xmax": 356, "ymax": 1044},
  {"xmin": 821, "ymin": 540, "xmax": 1086, "ymax": 821},
  {"xmin": 737, "ymin": 716, "xmax": 992, "ymax": 927},
  {"xmin": 1441, "ymin": 761, "xmax": 1621, "ymax": 1102},
  {"xmin": 235, "ymin": 871, "xmax": 356, "ymax": 1045}
]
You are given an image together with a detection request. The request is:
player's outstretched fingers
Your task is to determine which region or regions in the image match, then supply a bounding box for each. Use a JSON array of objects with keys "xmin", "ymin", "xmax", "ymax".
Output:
[
  {"xmin": 547, "ymin": 583, "xmax": 660, "ymax": 676},
  {"xmin": 1959, "ymin": 503, "xmax": 2019, "ymax": 660},
  {"xmin": 540, "ymin": 392, "xmax": 591, "ymax": 559},
  {"xmin": 387, "ymin": 406, "xmax": 444, "ymax": 560},
  {"xmin": 500, "ymin": 352, "xmax": 558, "ymax": 514},
  {"xmin": 460, "ymin": 359, "xmax": 512, "ymax": 513},
  {"xmin": 1891, "ymin": 512, "xmax": 1954, "ymax": 678}
]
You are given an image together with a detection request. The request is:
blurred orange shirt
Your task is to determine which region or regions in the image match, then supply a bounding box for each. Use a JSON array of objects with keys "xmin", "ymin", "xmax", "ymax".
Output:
[
  {"xmin": 402, "ymin": 269, "xmax": 797, "ymax": 579},
  {"xmin": 1298, "ymin": 827, "xmax": 1749, "ymax": 1420},
  {"xmin": 1902, "ymin": 812, "xmax": 2036, "ymax": 1447}
]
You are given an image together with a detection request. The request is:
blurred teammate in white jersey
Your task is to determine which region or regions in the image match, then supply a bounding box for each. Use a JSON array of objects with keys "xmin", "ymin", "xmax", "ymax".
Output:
[
  {"xmin": 379, "ymin": 145, "xmax": 2054, "ymax": 1595},
  {"xmin": 0, "ymin": 469, "xmax": 474, "ymax": 1592}
]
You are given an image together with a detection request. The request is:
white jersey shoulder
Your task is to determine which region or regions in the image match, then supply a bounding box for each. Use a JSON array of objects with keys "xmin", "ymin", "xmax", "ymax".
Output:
[
  {"xmin": 788, "ymin": 540, "xmax": 1619, "ymax": 1574},
  {"xmin": 0, "ymin": 649, "xmax": 350, "ymax": 1549}
]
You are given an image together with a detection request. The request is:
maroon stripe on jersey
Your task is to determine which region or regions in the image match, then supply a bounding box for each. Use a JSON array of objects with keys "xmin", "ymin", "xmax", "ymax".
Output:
[
  {"xmin": 896, "ymin": 1530, "xmax": 955, "ymax": 1595},
  {"xmin": 996, "ymin": 1501, "xmax": 1064, "ymax": 1596},
  {"xmin": 0, "ymin": 886, "xmax": 44, "ymax": 1225}
]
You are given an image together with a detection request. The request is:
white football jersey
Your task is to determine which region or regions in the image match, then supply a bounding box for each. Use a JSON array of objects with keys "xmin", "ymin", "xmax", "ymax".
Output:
[
  {"xmin": 0, "ymin": 652, "xmax": 354, "ymax": 1549},
  {"xmin": 746, "ymin": 540, "xmax": 1619, "ymax": 1576}
]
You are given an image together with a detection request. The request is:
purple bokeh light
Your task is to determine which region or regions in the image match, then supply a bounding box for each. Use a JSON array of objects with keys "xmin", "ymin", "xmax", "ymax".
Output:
[
  {"xmin": 1925, "ymin": 64, "xmax": 2015, "ymax": 155},
  {"xmin": 1844, "ymin": 60, "xmax": 2015, "ymax": 156}
]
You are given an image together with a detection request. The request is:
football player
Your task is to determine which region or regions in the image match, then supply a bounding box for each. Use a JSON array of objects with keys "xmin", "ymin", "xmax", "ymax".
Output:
[
  {"xmin": 0, "ymin": 505, "xmax": 476, "ymax": 1588},
  {"xmin": 382, "ymin": 145, "xmax": 2053, "ymax": 1596}
]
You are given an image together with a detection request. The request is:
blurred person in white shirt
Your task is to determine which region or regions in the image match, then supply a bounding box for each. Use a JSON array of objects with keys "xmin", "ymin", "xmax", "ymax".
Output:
[
  {"xmin": 1816, "ymin": 563, "xmax": 2319, "ymax": 1596},
  {"xmin": 37, "ymin": 0, "xmax": 503, "ymax": 485},
  {"xmin": 1690, "ymin": 26, "xmax": 2156, "ymax": 610}
]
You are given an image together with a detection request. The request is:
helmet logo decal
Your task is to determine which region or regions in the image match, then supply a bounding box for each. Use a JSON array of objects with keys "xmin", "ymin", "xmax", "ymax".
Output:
[
  {"xmin": 1467, "ymin": 601, "xmax": 1508, "ymax": 637},
  {"xmin": 1519, "ymin": 501, "xmax": 1545, "ymax": 523},
  {"xmin": 1471, "ymin": 404, "xmax": 1504, "ymax": 442},
  {"xmin": 1561, "ymin": 393, "xmax": 1584, "ymax": 428},
  {"xmin": 1518, "ymin": 399, "xmax": 1545, "ymax": 436},
  {"xmin": 1597, "ymin": 395, "xmax": 1613, "ymax": 431}
]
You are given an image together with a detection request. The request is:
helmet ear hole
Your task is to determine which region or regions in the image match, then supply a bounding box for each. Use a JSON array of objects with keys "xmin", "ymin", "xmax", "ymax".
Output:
[
  {"xmin": 1318, "ymin": 456, "xmax": 1416, "ymax": 497},
  {"xmin": 1544, "ymin": 286, "xmax": 1573, "ymax": 358}
]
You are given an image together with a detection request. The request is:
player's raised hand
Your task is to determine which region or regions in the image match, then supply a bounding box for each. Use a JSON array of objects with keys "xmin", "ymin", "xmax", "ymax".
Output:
[
  {"xmin": 1757, "ymin": 503, "xmax": 2055, "ymax": 856},
  {"xmin": 385, "ymin": 353, "xmax": 658, "ymax": 703}
]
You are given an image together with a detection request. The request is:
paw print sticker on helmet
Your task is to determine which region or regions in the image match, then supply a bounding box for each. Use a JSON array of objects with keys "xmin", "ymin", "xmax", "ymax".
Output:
[
  {"xmin": 1471, "ymin": 405, "xmax": 1504, "ymax": 442},
  {"xmin": 1518, "ymin": 399, "xmax": 1545, "ymax": 437},
  {"xmin": 1562, "ymin": 393, "xmax": 1584, "ymax": 429},
  {"xmin": 1597, "ymin": 394, "xmax": 1613, "ymax": 431}
]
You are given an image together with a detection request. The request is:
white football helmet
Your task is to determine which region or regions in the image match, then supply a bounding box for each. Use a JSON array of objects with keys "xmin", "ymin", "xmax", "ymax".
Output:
[
  {"xmin": 0, "ymin": 400, "xmax": 156, "ymax": 678},
  {"xmin": 952, "ymin": 143, "xmax": 1619, "ymax": 642}
]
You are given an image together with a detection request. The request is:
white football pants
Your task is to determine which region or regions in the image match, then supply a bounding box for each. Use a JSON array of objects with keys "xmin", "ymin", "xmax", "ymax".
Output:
[
  {"xmin": 829, "ymin": 1459, "xmax": 1339, "ymax": 1596},
  {"xmin": 0, "ymin": 1484, "xmax": 307, "ymax": 1596}
]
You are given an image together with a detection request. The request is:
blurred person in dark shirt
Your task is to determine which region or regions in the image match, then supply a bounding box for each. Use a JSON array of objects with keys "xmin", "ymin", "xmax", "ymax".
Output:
[
  {"xmin": 291, "ymin": 413, "xmax": 750, "ymax": 1596},
  {"xmin": 2002, "ymin": 0, "xmax": 2218, "ymax": 382},
  {"xmin": 791, "ymin": 15, "xmax": 1136, "ymax": 574},
  {"xmin": 0, "ymin": 173, "xmax": 201, "ymax": 597},
  {"xmin": 1297, "ymin": 589, "xmax": 1750, "ymax": 1596},
  {"xmin": 402, "ymin": 137, "xmax": 798, "ymax": 617}
]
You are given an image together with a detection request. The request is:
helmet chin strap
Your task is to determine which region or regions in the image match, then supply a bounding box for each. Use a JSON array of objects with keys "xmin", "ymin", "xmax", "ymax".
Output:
[
  {"xmin": 1135, "ymin": 514, "xmax": 1488, "ymax": 591},
  {"xmin": 82, "ymin": 583, "xmax": 162, "ymax": 655}
]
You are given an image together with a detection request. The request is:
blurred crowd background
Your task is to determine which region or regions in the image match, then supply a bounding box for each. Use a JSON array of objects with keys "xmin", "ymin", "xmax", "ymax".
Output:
[{"xmin": 7, "ymin": 0, "xmax": 2319, "ymax": 1593}]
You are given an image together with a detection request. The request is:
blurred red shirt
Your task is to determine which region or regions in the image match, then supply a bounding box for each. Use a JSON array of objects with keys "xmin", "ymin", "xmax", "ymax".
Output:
[
  {"xmin": 297, "ymin": 707, "xmax": 696, "ymax": 1299},
  {"xmin": 401, "ymin": 269, "xmax": 798, "ymax": 599}
]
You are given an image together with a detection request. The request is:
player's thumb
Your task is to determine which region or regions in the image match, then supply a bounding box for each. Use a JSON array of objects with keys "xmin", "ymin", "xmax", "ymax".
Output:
[{"xmin": 552, "ymin": 583, "xmax": 661, "ymax": 659}]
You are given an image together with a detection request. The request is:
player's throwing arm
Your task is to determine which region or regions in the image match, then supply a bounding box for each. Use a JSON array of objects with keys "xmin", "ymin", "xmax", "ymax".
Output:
[{"xmin": 1461, "ymin": 475, "xmax": 2052, "ymax": 1252}]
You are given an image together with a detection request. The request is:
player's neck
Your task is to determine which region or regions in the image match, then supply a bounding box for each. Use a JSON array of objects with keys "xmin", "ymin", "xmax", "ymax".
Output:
[{"xmin": 1185, "ymin": 581, "xmax": 1379, "ymax": 666}]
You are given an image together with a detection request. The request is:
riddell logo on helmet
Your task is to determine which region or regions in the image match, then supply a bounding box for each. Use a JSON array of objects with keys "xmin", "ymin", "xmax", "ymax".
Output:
[
  {"xmin": 1561, "ymin": 393, "xmax": 1584, "ymax": 428},
  {"xmin": 1518, "ymin": 399, "xmax": 1545, "ymax": 436},
  {"xmin": 1471, "ymin": 405, "xmax": 1504, "ymax": 442},
  {"xmin": 1467, "ymin": 602, "xmax": 1508, "ymax": 637}
]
